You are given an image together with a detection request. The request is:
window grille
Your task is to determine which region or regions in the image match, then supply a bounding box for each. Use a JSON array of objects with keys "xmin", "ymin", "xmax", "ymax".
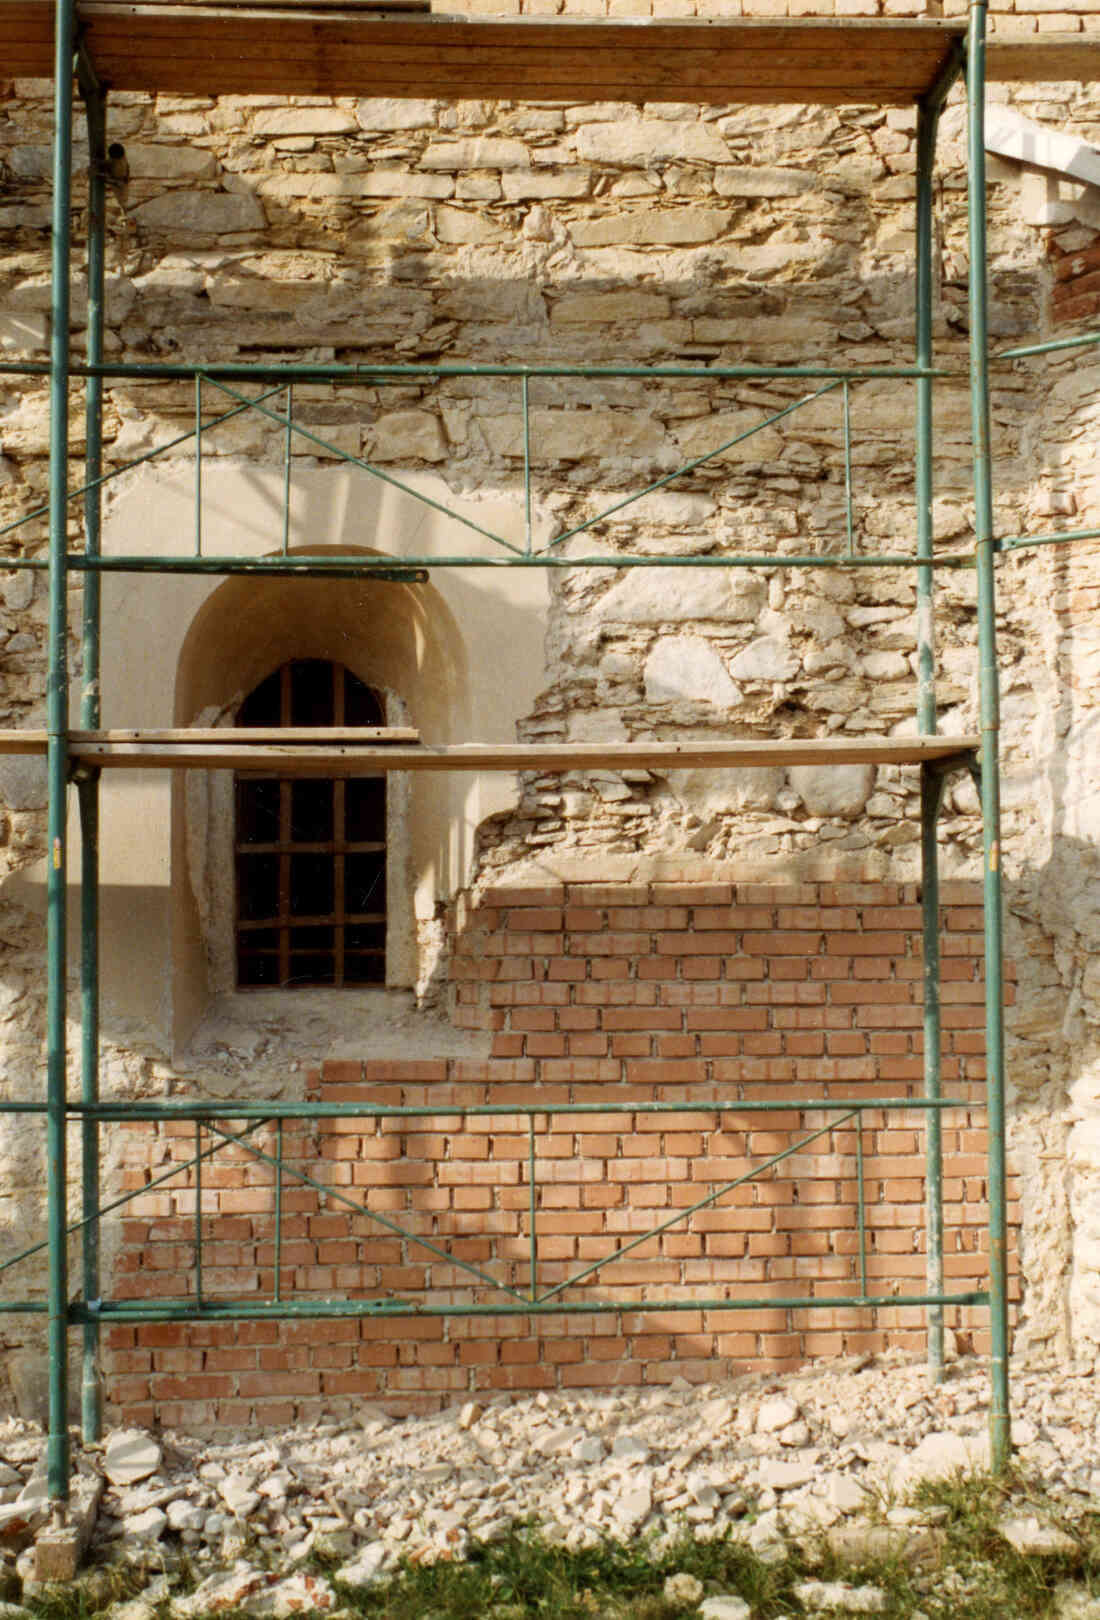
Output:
[{"xmin": 234, "ymin": 659, "xmax": 386, "ymax": 988}]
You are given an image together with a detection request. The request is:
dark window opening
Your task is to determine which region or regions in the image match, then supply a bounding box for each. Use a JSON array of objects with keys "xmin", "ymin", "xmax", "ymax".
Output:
[{"xmin": 235, "ymin": 660, "xmax": 386, "ymax": 989}]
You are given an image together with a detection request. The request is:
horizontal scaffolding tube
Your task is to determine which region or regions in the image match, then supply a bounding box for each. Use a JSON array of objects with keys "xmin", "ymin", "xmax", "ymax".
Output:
[
  {"xmin": 0, "ymin": 553, "xmax": 978, "ymax": 573},
  {"xmin": 993, "ymin": 329, "xmax": 1100, "ymax": 361},
  {"xmin": 997, "ymin": 526, "xmax": 1100, "ymax": 553},
  {"xmin": 72, "ymin": 1291, "xmax": 989, "ymax": 1321},
  {"xmin": 0, "ymin": 359, "xmax": 950, "ymax": 383},
  {"xmin": 69, "ymin": 1096, "xmax": 977, "ymax": 1119}
]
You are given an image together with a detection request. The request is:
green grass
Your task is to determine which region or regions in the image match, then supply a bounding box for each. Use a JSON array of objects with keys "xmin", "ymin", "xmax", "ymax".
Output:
[
  {"xmin": 329, "ymin": 1524, "xmax": 799, "ymax": 1620},
  {"xmin": 19, "ymin": 1471, "xmax": 1100, "ymax": 1620}
]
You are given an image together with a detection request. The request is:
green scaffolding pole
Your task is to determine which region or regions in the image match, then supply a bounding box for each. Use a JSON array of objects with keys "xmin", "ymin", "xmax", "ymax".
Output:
[
  {"xmin": 967, "ymin": 0, "xmax": 1011, "ymax": 1474},
  {"xmin": 77, "ymin": 61, "xmax": 107, "ymax": 1448},
  {"xmin": 916, "ymin": 75, "xmax": 945, "ymax": 1392},
  {"xmin": 46, "ymin": 0, "xmax": 76, "ymax": 1505}
]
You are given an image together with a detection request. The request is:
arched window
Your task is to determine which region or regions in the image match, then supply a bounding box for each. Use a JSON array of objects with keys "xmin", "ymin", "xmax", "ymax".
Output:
[{"xmin": 234, "ymin": 659, "xmax": 387, "ymax": 988}]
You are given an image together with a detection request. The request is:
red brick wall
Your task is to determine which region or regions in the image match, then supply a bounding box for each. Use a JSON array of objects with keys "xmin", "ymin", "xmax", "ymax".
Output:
[
  {"xmin": 1049, "ymin": 232, "xmax": 1100, "ymax": 327},
  {"xmin": 106, "ymin": 880, "xmax": 1017, "ymax": 1434}
]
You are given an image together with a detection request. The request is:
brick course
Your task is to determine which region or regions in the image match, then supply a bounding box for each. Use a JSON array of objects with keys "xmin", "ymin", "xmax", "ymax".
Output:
[{"xmin": 107, "ymin": 880, "xmax": 1017, "ymax": 1432}]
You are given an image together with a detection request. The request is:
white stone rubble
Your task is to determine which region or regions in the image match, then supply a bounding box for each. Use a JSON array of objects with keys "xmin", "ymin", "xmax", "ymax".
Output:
[
  {"xmin": 793, "ymin": 1580, "xmax": 887, "ymax": 1613},
  {"xmin": 0, "ymin": 1350, "xmax": 1096, "ymax": 1608},
  {"xmin": 698, "ymin": 1598, "xmax": 751, "ymax": 1620},
  {"xmin": 103, "ymin": 1433, "xmax": 162, "ymax": 1489}
]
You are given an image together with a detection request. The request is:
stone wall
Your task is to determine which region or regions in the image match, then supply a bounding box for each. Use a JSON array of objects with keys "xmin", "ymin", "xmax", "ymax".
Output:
[{"xmin": 0, "ymin": 0, "xmax": 1095, "ymax": 1421}]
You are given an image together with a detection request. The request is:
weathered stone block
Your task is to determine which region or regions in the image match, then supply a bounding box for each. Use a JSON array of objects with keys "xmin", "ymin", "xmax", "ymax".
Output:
[
  {"xmin": 360, "ymin": 172, "xmax": 455, "ymax": 199},
  {"xmin": 420, "ymin": 138, "xmax": 530, "ymax": 171},
  {"xmin": 480, "ymin": 409, "xmax": 665, "ymax": 463},
  {"xmin": 574, "ymin": 121, "xmax": 731, "ymax": 164},
  {"xmin": 788, "ymin": 763, "xmax": 876, "ymax": 817},
  {"xmin": 502, "ymin": 172, "xmax": 591, "ymax": 201},
  {"xmin": 365, "ymin": 411, "xmax": 446, "ymax": 463},
  {"xmin": 0, "ymin": 313, "xmax": 47, "ymax": 353},
  {"xmin": 0, "ymin": 758, "xmax": 45, "ymax": 815},
  {"xmin": 672, "ymin": 412, "xmax": 785, "ymax": 464},
  {"xmin": 665, "ymin": 765, "xmax": 784, "ymax": 812},
  {"xmin": 355, "ymin": 98, "xmax": 438, "ymax": 131},
  {"xmin": 729, "ymin": 634, "xmax": 800, "ymax": 682},
  {"xmin": 125, "ymin": 144, "xmax": 217, "ymax": 180},
  {"xmin": 130, "ymin": 190, "xmax": 264, "ymax": 235},
  {"xmin": 433, "ymin": 206, "xmax": 507, "ymax": 244},
  {"xmin": 252, "ymin": 108, "xmax": 357, "ymax": 136},
  {"xmin": 644, "ymin": 636, "xmax": 740, "ymax": 706},
  {"xmin": 715, "ymin": 166, "xmax": 816, "ymax": 196},
  {"xmin": 570, "ymin": 207, "xmax": 731, "ymax": 247},
  {"xmin": 9, "ymin": 144, "xmax": 88, "ymax": 180},
  {"xmin": 255, "ymin": 173, "xmax": 368, "ymax": 199},
  {"xmin": 551, "ymin": 291, "xmax": 671, "ymax": 324},
  {"xmin": 592, "ymin": 569, "xmax": 764, "ymax": 623}
]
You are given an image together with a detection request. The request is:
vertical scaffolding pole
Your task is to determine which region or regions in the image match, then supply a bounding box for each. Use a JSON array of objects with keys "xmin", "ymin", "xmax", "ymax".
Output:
[
  {"xmin": 77, "ymin": 62, "xmax": 107, "ymax": 1446},
  {"xmin": 920, "ymin": 766, "xmax": 945, "ymax": 1382},
  {"xmin": 915, "ymin": 90, "xmax": 944, "ymax": 1386},
  {"xmin": 967, "ymin": 0, "xmax": 1011, "ymax": 1472},
  {"xmin": 46, "ymin": 0, "xmax": 76, "ymax": 1503}
]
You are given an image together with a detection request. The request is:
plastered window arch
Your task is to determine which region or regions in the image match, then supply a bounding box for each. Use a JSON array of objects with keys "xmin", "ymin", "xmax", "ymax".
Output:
[
  {"xmin": 82, "ymin": 463, "xmax": 550, "ymax": 1059},
  {"xmin": 172, "ymin": 558, "xmax": 468, "ymax": 1047}
]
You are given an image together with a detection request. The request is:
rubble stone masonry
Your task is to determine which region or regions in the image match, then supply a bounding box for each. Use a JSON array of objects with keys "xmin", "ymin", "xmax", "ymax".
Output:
[{"xmin": 0, "ymin": 0, "xmax": 1094, "ymax": 1424}]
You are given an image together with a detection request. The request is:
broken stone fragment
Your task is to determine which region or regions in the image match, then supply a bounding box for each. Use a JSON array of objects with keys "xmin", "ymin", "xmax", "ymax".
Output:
[
  {"xmin": 896, "ymin": 1430, "xmax": 990, "ymax": 1485},
  {"xmin": 244, "ymin": 1574, "xmax": 337, "ymax": 1617},
  {"xmin": 793, "ymin": 1579, "xmax": 888, "ymax": 1613},
  {"xmin": 756, "ymin": 1397, "xmax": 801, "ymax": 1433},
  {"xmin": 0, "ymin": 1501, "xmax": 48, "ymax": 1550},
  {"xmin": 104, "ymin": 1431, "xmax": 163, "ymax": 1488},
  {"xmin": 334, "ymin": 1542, "xmax": 388, "ymax": 1587},
  {"xmin": 218, "ymin": 1474, "xmax": 262, "ymax": 1519},
  {"xmin": 998, "ymin": 1516, "xmax": 1078, "ymax": 1557},
  {"xmin": 610, "ymin": 1482, "xmax": 652, "ymax": 1532},
  {"xmin": 826, "ymin": 1523, "xmax": 940, "ymax": 1567},
  {"xmin": 699, "ymin": 1598, "xmax": 752, "ymax": 1620},
  {"xmin": 120, "ymin": 1507, "xmax": 168, "ymax": 1543},
  {"xmin": 173, "ymin": 1565, "xmax": 270, "ymax": 1617},
  {"xmin": 165, "ymin": 1498, "xmax": 206, "ymax": 1534},
  {"xmin": 663, "ymin": 1573, "xmax": 704, "ymax": 1605},
  {"xmin": 757, "ymin": 1455, "xmax": 819, "ymax": 1491}
]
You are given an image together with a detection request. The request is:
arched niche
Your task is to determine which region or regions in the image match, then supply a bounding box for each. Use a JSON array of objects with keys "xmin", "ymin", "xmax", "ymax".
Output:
[
  {"xmin": 60, "ymin": 460, "xmax": 548, "ymax": 1059},
  {"xmin": 172, "ymin": 548, "xmax": 473, "ymax": 1048}
]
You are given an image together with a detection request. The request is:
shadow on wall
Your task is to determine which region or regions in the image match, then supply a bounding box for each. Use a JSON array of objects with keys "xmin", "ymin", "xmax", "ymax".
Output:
[
  {"xmin": 1008, "ymin": 541, "xmax": 1100, "ymax": 1360},
  {"xmin": 88, "ymin": 262, "xmax": 1051, "ymax": 543}
]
